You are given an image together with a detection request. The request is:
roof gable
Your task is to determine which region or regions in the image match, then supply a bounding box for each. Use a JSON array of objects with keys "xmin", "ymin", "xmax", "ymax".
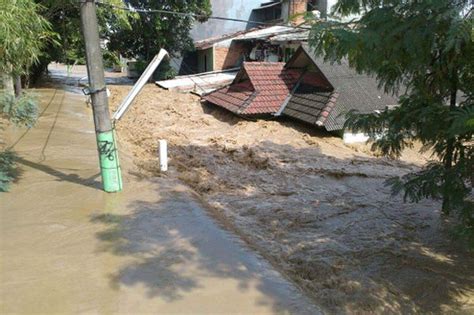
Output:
[
  {"xmin": 284, "ymin": 44, "xmax": 399, "ymax": 131},
  {"xmin": 204, "ymin": 61, "xmax": 303, "ymax": 115}
]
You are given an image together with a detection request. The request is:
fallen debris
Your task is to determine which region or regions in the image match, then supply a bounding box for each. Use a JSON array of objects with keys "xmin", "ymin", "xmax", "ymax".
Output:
[{"xmin": 156, "ymin": 68, "xmax": 239, "ymax": 95}]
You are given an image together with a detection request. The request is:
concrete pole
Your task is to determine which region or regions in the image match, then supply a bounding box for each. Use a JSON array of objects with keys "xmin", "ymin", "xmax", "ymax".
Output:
[{"xmin": 80, "ymin": 0, "xmax": 122, "ymax": 192}]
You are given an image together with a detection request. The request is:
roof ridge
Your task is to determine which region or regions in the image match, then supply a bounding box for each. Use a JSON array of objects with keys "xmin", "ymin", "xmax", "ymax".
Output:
[
  {"xmin": 243, "ymin": 61, "xmax": 286, "ymax": 65},
  {"xmin": 237, "ymin": 91, "xmax": 259, "ymax": 114},
  {"xmin": 315, "ymin": 91, "xmax": 339, "ymax": 127}
]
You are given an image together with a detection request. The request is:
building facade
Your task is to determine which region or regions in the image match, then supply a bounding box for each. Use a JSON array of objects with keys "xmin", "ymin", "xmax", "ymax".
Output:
[{"xmin": 190, "ymin": 0, "xmax": 270, "ymax": 41}]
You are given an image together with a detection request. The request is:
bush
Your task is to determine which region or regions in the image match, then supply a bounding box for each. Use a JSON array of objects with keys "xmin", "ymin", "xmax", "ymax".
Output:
[
  {"xmin": 0, "ymin": 151, "xmax": 18, "ymax": 192},
  {"xmin": 0, "ymin": 92, "xmax": 38, "ymax": 191},
  {"xmin": 133, "ymin": 58, "xmax": 177, "ymax": 81},
  {"xmin": 0, "ymin": 93, "xmax": 38, "ymax": 127}
]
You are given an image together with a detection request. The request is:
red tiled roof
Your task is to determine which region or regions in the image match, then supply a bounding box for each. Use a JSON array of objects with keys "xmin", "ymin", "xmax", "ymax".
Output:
[
  {"xmin": 203, "ymin": 62, "xmax": 303, "ymax": 115},
  {"xmin": 203, "ymin": 81, "xmax": 255, "ymax": 113}
]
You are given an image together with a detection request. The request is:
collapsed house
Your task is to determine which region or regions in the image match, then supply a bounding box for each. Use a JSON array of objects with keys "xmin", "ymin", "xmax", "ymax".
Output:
[
  {"xmin": 181, "ymin": 0, "xmax": 325, "ymax": 75},
  {"xmin": 192, "ymin": 25, "xmax": 309, "ymax": 73},
  {"xmin": 202, "ymin": 62, "xmax": 302, "ymax": 115},
  {"xmin": 281, "ymin": 44, "xmax": 399, "ymax": 132},
  {"xmin": 158, "ymin": 25, "xmax": 309, "ymax": 95},
  {"xmin": 203, "ymin": 44, "xmax": 399, "ymax": 138}
]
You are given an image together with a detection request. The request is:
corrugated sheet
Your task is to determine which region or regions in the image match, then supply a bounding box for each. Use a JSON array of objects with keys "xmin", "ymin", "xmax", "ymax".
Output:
[
  {"xmin": 233, "ymin": 26, "xmax": 302, "ymax": 41},
  {"xmin": 156, "ymin": 69, "xmax": 239, "ymax": 95}
]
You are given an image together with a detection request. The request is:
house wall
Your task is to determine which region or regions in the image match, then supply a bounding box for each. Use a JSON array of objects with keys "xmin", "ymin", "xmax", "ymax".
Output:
[
  {"xmin": 289, "ymin": 0, "xmax": 308, "ymax": 17},
  {"xmin": 214, "ymin": 42, "xmax": 249, "ymax": 71},
  {"xmin": 281, "ymin": 0, "xmax": 308, "ymax": 24},
  {"xmin": 190, "ymin": 0, "xmax": 270, "ymax": 41},
  {"xmin": 282, "ymin": 0, "xmax": 335, "ymax": 20},
  {"xmin": 197, "ymin": 48, "xmax": 214, "ymax": 73}
]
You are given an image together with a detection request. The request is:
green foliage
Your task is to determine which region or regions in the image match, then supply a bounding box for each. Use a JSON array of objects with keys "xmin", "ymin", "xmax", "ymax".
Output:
[
  {"xmin": 0, "ymin": 150, "xmax": 18, "ymax": 192},
  {"xmin": 155, "ymin": 60, "xmax": 177, "ymax": 81},
  {"xmin": 0, "ymin": 93, "xmax": 38, "ymax": 127},
  {"xmin": 0, "ymin": 0, "xmax": 53, "ymax": 76},
  {"xmin": 102, "ymin": 50, "xmax": 121, "ymax": 69},
  {"xmin": 30, "ymin": 0, "xmax": 210, "ymax": 81},
  {"xmin": 29, "ymin": 0, "xmax": 129, "ymax": 80},
  {"xmin": 310, "ymin": 0, "xmax": 474, "ymax": 245},
  {"xmin": 453, "ymin": 201, "xmax": 474, "ymax": 248},
  {"xmin": 0, "ymin": 92, "xmax": 38, "ymax": 192},
  {"xmin": 106, "ymin": 0, "xmax": 212, "ymax": 61}
]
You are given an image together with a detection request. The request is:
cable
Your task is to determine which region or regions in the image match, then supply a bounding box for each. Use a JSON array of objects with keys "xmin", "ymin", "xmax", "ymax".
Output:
[
  {"xmin": 168, "ymin": 58, "xmax": 212, "ymax": 94},
  {"xmin": 94, "ymin": 1, "xmax": 311, "ymax": 30},
  {"xmin": 38, "ymin": 91, "xmax": 67, "ymax": 162},
  {"xmin": 6, "ymin": 89, "xmax": 59, "ymax": 150}
]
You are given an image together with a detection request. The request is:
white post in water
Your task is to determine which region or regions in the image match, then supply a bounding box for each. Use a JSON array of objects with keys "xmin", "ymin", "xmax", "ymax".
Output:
[{"xmin": 159, "ymin": 140, "xmax": 168, "ymax": 172}]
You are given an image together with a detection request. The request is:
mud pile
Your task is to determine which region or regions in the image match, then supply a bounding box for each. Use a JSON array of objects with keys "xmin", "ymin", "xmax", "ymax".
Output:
[{"xmin": 110, "ymin": 84, "xmax": 474, "ymax": 314}]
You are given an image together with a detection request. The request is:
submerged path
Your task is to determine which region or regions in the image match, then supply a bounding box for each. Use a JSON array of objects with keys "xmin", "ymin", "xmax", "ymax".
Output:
[{"xmin": 0, "ymin": 89, "xmax": 321, "ymax": 314}]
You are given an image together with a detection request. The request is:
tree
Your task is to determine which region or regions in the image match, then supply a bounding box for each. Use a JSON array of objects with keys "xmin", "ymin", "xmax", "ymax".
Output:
[
  {"xmin": 0, "ymin": 0, "xmax": 52, "ymax": 94},
  {"xmin": 309, "ymin": 1, "xmax": 473, "ymax": 243},
  {"xmin": 30, "ymin": 0, "xmax": 129, "ymax": 82},
  {"xmin": 29, "ymin": 0, "xmax": 210, "ymax": 81},
  {"xmin": 0, "ymin": 0, "xmax": 48, "ymax": 191},
  {"xmin": 106, "ymin": 0, "xmax": 211, "ymax": 61}
]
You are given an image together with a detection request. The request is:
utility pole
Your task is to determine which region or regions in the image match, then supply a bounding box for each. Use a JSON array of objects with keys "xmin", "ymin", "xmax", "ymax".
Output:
[{"xmin": 80, "ymin": 0, "xmax": 122, "ymax": 192}]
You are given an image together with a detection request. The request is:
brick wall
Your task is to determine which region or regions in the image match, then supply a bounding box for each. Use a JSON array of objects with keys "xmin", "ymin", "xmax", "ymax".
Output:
[
  {"xmin": 289, "ymin": 0, "xmax": 308, "ymax": 24},
  {"xmin": 214, "ymin": 42, "xmax": 248, "ymax": 71},
  {"xmin": 289, "ymin": 0, "xmax": 308, "ymax": 16}
]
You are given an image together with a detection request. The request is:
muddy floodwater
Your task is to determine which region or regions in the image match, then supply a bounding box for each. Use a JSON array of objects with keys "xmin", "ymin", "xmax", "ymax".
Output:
[
  {"xmin": 0, "ymin": 89, "xmax": 322, "ymax": 314},
  {"xmin": 109, "ymin": 84, "xmax": 474, "ymax": 314}
]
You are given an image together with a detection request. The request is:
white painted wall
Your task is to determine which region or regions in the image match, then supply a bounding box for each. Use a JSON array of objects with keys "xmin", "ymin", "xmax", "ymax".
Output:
[{"xmin": 190, "ymin": 0, "xmax": 269, "ymax": 41}]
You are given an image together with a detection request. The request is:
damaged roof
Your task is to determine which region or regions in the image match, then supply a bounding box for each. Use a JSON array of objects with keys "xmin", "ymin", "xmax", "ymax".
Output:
[
  {"xmin": 253, "ymin": 1, "xmax": 282, "ymax": 10},
  {"xmin": 194, "ymin": 25, "xmax": 309, "ymax": 50},
  {"xmin": 233, "ymin": 25, "xmax": 307, "ymax": 41},
  {"xmin": 155, "ymin": 68, "xmax": 239, "ymax": 95},
  {"xmin": 203, "ymin": 62, "xmax": 302, "ymax": 115},
  {"xmin": 203, "ymin": 44, "xmax": 398, "ymax": 131},
  {"xmin": 194, "ymin": 29, "xmax": 255, "ymax": 50},
  {"xmin": 282, "ymin": 44, "xmax": 399, "ymax": 131}
]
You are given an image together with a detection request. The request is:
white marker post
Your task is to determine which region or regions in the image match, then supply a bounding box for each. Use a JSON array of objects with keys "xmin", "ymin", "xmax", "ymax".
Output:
[{"xmin": 159, "ymin": 140, "xmax": 168, "ymax": 172}]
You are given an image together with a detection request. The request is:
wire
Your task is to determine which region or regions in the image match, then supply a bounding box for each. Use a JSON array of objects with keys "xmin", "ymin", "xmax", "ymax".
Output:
[
  {"xmin": 38, "ymin": 91, "xmax": 67, "ymax": 163},
  {"xmin": 7, "ymin": 89, "xmax": 59, "ymax": 150},
  {"xmin": 168, "ymin": 58, "xmax": 213, "ymax": 94},
  {"xmin": 94, "ymin": 1, "xmax": 311, "ymax": 30}
]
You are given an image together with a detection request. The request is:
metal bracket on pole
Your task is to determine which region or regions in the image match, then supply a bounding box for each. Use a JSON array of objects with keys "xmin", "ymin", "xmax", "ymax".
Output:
[{"xmin": 113, "ymin": 49, "xmax": 169, "ymax": 121}]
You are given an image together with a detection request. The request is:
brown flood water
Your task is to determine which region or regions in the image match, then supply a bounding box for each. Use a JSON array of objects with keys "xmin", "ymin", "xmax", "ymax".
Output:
[{"xmin": 0, "ymin": 89, "xmax": 322, "ymax": 314}]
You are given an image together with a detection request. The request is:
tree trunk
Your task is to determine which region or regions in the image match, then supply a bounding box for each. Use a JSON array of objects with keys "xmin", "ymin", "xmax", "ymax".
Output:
[
  {"xmin": 1, "ymin": 72, "xmax": 14, "ymax": 97},
  {"xmin": 442, "ymin": 83, "xmax": 458, "ymax": 214},
  {"xmin": 14, "ymin": 76, "xmax": 22, "ymax": 98}
]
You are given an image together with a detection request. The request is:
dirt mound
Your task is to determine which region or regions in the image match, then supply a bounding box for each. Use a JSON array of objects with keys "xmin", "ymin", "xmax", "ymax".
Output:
[{"xmin": 110, "ymin": 84, "xmax": 474, "ymax": 314}]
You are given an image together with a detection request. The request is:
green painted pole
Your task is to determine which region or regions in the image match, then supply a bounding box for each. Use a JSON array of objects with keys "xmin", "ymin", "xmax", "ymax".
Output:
[{"xmin": 80, "ymin": 0, "xmax": 122, "ymax": 192}]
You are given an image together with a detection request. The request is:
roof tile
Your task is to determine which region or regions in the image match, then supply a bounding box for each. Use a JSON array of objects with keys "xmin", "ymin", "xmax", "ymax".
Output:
[{"xmin": 204, "ymin": 62, "xmax": 303, "ymax": 115}]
